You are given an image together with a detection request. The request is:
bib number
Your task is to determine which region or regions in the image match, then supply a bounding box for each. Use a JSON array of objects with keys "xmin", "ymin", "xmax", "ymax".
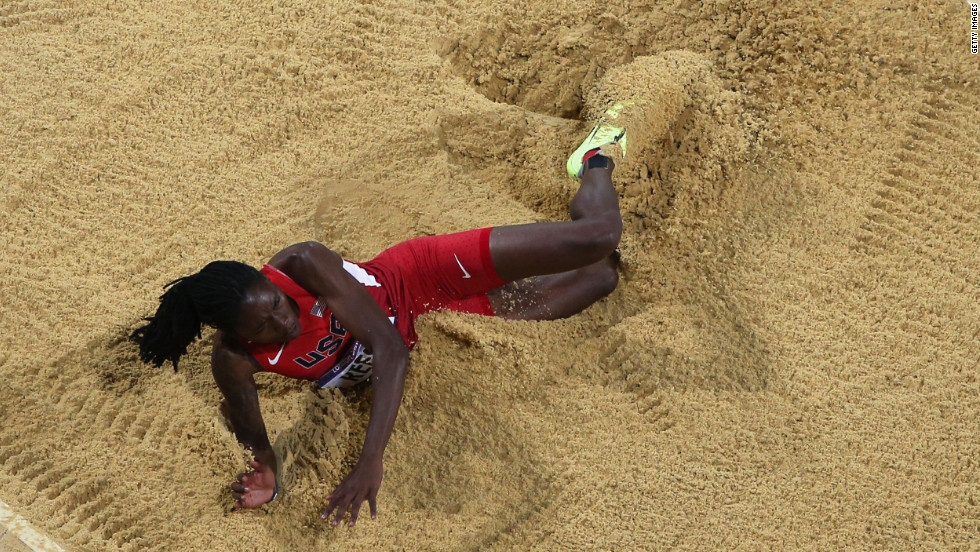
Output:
[{"xmin": 315, "ymin": 341, "xmax": 374, "ymax": 388}]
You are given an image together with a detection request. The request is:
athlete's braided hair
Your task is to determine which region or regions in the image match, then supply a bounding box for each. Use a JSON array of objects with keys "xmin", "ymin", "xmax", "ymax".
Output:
[{"xmin": 130, "ymin": 260, "xmax": 265, "ymax": 370}]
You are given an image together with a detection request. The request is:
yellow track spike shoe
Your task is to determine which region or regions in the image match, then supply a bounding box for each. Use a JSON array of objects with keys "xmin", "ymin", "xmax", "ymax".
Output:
[{"xmin": 566, "ymin": 102, "xmax": 630, "ymax": 179}]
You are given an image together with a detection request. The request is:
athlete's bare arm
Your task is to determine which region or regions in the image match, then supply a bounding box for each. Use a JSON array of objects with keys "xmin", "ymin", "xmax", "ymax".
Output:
[
  {"xmin": 211, "ymin": 334, "xmax": 279, "ymax": 509},
  {"xmin": 270, "ymin": 241, "xmax": 409, "ymax": 527}
]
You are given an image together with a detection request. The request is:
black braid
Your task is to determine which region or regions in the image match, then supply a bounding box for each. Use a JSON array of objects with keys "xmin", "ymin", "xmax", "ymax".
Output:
[{"xmin": 130, "ymin": 260, "xmax": 265, "ymax": 370}]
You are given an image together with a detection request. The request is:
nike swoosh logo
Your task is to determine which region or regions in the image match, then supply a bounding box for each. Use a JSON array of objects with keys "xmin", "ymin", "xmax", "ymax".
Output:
[
  {"xmin": 268, "ymin": 342, "xmax": 286, "ymax": 365},
  {"xmin": 453, "ymin": 254, "xmax": 471, "ymax": 279}
]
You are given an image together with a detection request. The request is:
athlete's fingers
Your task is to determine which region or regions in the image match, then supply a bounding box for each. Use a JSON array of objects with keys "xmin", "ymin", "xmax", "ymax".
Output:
[
  {"xmin": 248, "ymin": 460, "xmax": 262, "ymax": 470},
  {"xmin": 349, "ymin": 499, "xmax": 363, "ymax": 527},
  {"xmin": 333, "ymin": 496, "xmax": 351, "ymax": 526},
  {"xmin": 321, "ymin": 493, "xmax": 342, "ymax": 522},
  {"xmin": 231, "ymin": 499, "xmax": 243, "ymax": 511},
  {"xmin": 236, "ymin": 472, "xmax": 246, "ymax": 483},
  {"xmin": 232, "ymin": 491, "xmax": 244, "ymax": 501},
  {"xmin": 231, "ymin": 482, "xmax": 245, "ymax": 493},
  {"xmin": 369, "ymin": 492, "xmax": 378, "ymax": 520}
]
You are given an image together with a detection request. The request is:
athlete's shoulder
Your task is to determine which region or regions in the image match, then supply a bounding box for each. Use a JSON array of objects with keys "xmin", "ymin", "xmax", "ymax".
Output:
[
  {"xmin": 267, "ymin": 242, "xmax": 347, "ymax": 299},
  {"xmin": 268, "ymin": 242, "xmax": 343, "ymax": 273},
  {"xmin": 211, "ymin": 329, "xmax": 261, "ymax": 376}
]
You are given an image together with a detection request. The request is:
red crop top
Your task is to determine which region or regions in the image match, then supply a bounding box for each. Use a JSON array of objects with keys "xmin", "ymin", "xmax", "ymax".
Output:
[{"xmin": 238, "ymin": 264, "xmax": 394, "ymax": 387}]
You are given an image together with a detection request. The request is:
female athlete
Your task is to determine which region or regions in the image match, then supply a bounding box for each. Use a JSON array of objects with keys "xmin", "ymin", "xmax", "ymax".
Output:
[{"xmin": 130, "ymin": 109, "xmax": 628, "ymax": 527}]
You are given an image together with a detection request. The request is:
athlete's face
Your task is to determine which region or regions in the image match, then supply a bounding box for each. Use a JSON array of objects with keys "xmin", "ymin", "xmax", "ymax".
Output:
[{"xmin": 234, "ymin": 279, "xmax": 302, "ymax": 344}]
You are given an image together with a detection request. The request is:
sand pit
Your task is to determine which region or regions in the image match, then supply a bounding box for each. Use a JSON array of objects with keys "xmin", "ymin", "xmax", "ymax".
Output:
[{"xmin": 1, "ymin": 0, "xmax": 978, "ymax": 550}]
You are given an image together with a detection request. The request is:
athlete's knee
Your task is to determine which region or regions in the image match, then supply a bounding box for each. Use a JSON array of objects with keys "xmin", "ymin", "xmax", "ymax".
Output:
[
  {"xmin": 592, "ymin": 261, "xmax": 619, "ymax": 299},
  {"xmin": 576, "ymin": 218, "xmax": 622, "ymax": 261}
]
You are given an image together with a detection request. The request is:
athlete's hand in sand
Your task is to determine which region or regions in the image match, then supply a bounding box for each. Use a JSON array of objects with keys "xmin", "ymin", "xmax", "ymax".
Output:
[
  {"xmin": 321, "ymin": 457, "xmax": 383, "ymax": 527},
  {"xmin": 231, "ymin": 460, "xmax": 277, "ymax": 509}
]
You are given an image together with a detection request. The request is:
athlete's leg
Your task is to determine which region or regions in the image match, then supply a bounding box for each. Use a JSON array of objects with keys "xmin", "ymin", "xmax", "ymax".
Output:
[
  {"xmin": 487, "ymin": 254, "xmax": 619, "ymax": 320},
  {"xmin": 489, "ymin": 157, "xmax": 622, "ymax": 282}
]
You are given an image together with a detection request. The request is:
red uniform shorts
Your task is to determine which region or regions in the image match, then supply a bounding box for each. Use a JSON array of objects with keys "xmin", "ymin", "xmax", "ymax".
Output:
[{"xmin": 359, "ymin": 227, "xmax": 507, "ymax": 347}]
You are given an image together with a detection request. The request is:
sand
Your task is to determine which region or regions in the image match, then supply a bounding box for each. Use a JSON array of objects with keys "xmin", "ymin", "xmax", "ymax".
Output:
[{"xmin": 1, "ymin": 0, "xmax": 978, "ymax": 550}]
